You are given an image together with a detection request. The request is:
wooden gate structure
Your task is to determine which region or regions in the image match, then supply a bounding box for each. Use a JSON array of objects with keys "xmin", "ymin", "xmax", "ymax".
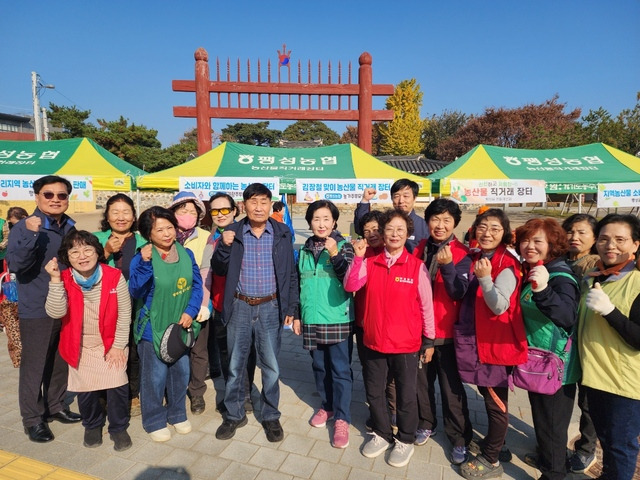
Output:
[{"xmin": 173, "ymin": 46, "xmax": 395, "ymax": 155}]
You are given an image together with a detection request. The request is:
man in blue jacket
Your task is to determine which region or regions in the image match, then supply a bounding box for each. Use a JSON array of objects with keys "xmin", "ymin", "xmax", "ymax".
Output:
[
  {"xmin": 212, "ymin": 183, "xmax": 299, "ymax": 442},
  {"xmin": 7, "ymin": 175, "xmax": 82, "ymax": 443},
  {"xmin": 354, "ymin": 178, "xmax": 429, "ymax": 253}
]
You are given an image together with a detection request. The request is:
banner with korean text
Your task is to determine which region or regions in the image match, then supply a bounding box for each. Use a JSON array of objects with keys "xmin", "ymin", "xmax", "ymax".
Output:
[
  {"xmin": 179, "ymin": 177, "xmax": 280, "ymax": 201},
  {"xmin": 0, "ymin": 175, "xmax": 93, "ymax": 201},
  {"xmin": 296, "ymin": 179, "xmax": 401, "ymax": 204},
  {"xmin": 448, "ymin": 179, "xmax": 546, "ymax": 204},
  {"xmin": 597, "ymin": 183, "xmax": 640, "ymax": 208}
]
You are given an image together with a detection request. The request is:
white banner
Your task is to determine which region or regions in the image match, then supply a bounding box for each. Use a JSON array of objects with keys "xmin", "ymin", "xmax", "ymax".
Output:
[
  {"xmin": 296, "ymin": 178, "xmax": 396, "ymax": 204},
  {"xmin": 179, "ymin": 177, "xmax": 280, "ymax": 200},
  {"xmin": 597, "ymin": 183, "xmax": 640, "ymax": 208},
  {"xmin": 448, "ymin": 179, "xmax": 546, "ymax": 204},
  {"xmin": 0, "ymin": 175, "xmax": 93, "ymax": 202}
]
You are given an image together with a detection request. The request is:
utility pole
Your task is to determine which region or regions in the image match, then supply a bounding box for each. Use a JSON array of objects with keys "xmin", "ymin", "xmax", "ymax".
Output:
[
  {"xmin": 31, "ymin": 71, "xmax": 42, "ymax": 141},
  {"xmin": 31, "ymin": 71, "xmax": 55, "ymax": 141},
  {"xmin": 42, "ymin": 107, "xmax": 50, "ymax": 141}
]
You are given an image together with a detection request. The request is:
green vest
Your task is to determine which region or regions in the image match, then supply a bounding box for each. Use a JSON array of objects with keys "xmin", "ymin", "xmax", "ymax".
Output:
[
  {"xmin": 579, "ymin": 269, "xmax": 640, "ymax": 399},
  {"xmin": 134, "ymin": 243, "xmax": 201, "ymax": 359},
  {"xmin": 299, "ymin": 239, "xmax": 353, "ymax": 325},
  {"xmin": 520, "ymin": 271, "xmax": 580, "ymax": 385}
]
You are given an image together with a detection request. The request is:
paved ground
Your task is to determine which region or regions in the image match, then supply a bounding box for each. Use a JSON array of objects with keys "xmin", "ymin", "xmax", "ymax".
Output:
[{"xmin": 0, "ymin": 208, "xmax": 602, "ymax": 480}]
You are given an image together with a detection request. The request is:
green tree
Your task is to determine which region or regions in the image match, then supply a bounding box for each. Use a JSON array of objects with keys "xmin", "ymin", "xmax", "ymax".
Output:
[
  {"xmin": 220, "ymin": 121, "xmax": 281, "ymax": 146},
  {"xmin": 378, "ymin": 79, "xmax": 424, "ymax": 155},
  {"xmin": 91, "ymin": 116, "xmax": 162, "ymax": 170},
  {"xmin": 47, "ymin": 103, "xmax": 95, "ymax": 139},
  {"xmin": 615, "ymin": 93, "xmax": 640, "ymax": 156},
  {"xmin": 281, "ymin": 120, "xmax": 340, "ymax": 145},
  {"xmin": 422, "ymin": 110, "xmax": 469, "ymax": 159},
  {"xmin": 579, "ymin": 107, "xmax": 623, "ymax": 146}
]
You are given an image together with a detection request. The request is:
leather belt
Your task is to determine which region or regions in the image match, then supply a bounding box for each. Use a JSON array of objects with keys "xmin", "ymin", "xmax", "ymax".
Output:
[{"xmin": 234, "ymin": 292, "xmax": 277, "ymax": 306}]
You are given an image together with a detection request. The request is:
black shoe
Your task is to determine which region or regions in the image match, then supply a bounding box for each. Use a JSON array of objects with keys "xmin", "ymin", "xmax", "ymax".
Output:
[
  {"xmin": 25, "ymin": 422, "xmax": 54, "ymax": 443},
  {"xmin": 244, "ymin": 398, "xmax": 254, "ymax": 413},
  {"xmin": 48, "ymin": 408, "xmax": 82, "ymax": 424},
  {"xmin": 215, "ymin": 416, "xmax": 248, "ymax": 440},
  {"xmin": 216, "ymin": 401, "xmax": 228, "ymax": 414},
  {"xmin": 110, "ymin": 430, "xmax": 132, "ymax": 452},
  {"xmin": 262, "ymin": 419, "xmax": 284, "ymax": 442},
  {"xmin": 83, "ymin": 427, "xmax": 103, "ymax": 448},
  {"xmin": 190, "ymin": 395, "xmax": 206, "ymax": 415}
]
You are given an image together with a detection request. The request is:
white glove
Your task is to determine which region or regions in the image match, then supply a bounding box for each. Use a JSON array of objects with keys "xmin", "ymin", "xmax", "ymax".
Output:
[
  {"xmin": 585, "ymin": 283, "xmax": 615, "ymax": 316},
  {"xmin": 196, "ymin": 306, "xmax": 211, "ymax": 323},
  {"xmin": 529, "ymin": 265, "xmax": 549, "ymax": 292}
]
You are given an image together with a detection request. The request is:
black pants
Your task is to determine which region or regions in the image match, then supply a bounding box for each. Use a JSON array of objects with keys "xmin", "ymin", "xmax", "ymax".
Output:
[
  {"xmin": 416, "ymin": 343, "xmax": 472, "ymax": 447},
  {"xmin": 126, "ymin": 328, "xmax": 140, "ymax": 399},
  {"xmin": 363, "ymin": 346, "xmax": 418, "ymax": 444},
  {"xmin": 77, "ymin": 384, "xmax": 130, "ymax": 434},
  {"xmin": 188, "ymin": 319, "xmax": 210, "ymax": 397},
  {"xmin": 529, "ymin": 384, "xmax": 577, "ymax": 480},
  {"xmin": 19, "ymin": 317, "xmax": 69, "ymax": 427},
  {"xmin": 574, "ymin": 382, "xmax": 597, "ymax": 457},
  {"xmin": 478, "ymin": 386, "xmax": 509, "ymax": 464},
  {"xmin": 355, "ymin": 327, "xmax": 396, "ymax": 415}
]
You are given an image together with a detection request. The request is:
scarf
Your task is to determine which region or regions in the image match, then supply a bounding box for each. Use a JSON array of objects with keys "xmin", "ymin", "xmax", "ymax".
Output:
[
  {"xmin": 424, "ymin": 234, "xmax": 454, "ymax": 281},
  {"xmin": 72, "ymin": 265, "xmax": 102, "ymax": 291},
  {"xmin": 587, "ymin": 258, "xmax": 635, "ymax": 278},
  {"xmin": 176, "ymin": 227, "xmax": 195, "ymax": 246}
]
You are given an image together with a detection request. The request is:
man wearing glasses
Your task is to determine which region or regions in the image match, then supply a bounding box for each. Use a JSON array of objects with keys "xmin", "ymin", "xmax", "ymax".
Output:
[{"xmin": 7, "ymin": 175, "xmax": 82, "ymax": 443}]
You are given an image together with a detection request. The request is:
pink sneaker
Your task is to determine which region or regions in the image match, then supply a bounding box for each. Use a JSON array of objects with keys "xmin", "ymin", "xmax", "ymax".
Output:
[
  {"xmin": 332, "ymin": 419, "xmax": 350, "ymax": 448},
  {"xmin": 310, "ymin": 409, "xmax": 334, "ymax": 428}
]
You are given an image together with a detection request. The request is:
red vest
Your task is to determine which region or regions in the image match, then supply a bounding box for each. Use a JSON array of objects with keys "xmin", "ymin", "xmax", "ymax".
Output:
[
  {"xmin": 59, "ymin": 265, "xmax": 122, "ymax": 368},
  {"xmin": 362, "ymin": 249, "xmax": 424, "ymax": 354},
  {"xmin": 473, "ymin": 245, "xmax": 528, "ymax": 365},
  {"xmin": 413, "ymin": 237, "xmax": 469, "ymax": 339},
  {"xmin": 354, "ymin": 246, "xmax": 384, "ymax": 328}
]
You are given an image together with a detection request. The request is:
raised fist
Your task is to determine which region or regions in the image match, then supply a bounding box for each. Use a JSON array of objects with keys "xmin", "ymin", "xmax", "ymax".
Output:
[{"xmin": 25, "ymin": 216, "xmax": 42, "ymax": 232}]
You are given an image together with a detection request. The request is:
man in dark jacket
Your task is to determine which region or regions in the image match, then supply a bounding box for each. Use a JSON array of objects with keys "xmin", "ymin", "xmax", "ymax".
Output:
[
  {"xmin": 7, "ymin": 175, "xmax": 82, "ymax": 443},
  {"xmin": 354, "ymin": 178, "xmax": 428, "ymax": 253},
  {"xmin": 212, "ymin": 183, "xmax": 299, "ymax": 443}
]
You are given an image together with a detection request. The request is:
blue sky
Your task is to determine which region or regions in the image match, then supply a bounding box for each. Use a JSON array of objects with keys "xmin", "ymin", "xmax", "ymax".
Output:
[{"xmin": 2, "ymin": 1, "xmax": 638, "ymax": 148}]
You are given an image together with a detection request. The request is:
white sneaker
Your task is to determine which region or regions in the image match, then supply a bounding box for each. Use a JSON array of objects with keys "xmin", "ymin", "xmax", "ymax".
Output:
[
  {"xmin": 173, "ymin": 420, "xmax": 192, "ymax": 435},
  {"xmin": 388, "ymin": 439, "xmax": 414, "ymax": 467},
  {"xmin": 361, "ymin": 431, "xmax": 391, "ymax": 458},
  {"xmin": 149, "ymin": 427, "xmax": 171, "ymax": 442}
]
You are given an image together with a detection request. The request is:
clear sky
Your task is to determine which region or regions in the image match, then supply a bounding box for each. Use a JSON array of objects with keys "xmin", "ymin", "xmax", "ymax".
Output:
[{"xmin": 2, "ymin": 0, "xmax": 638, "ymax": 148}]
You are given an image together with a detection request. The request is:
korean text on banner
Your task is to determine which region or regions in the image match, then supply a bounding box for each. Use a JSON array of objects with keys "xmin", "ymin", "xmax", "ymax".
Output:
[
  {"xmin": 448, "ymin": 179, "xmax": 546, "ymax": 204},
  {"xmin": 0, "ymin": 175, "xmax": 93, "ymax": 202},
  {"xmin": 597, "ymin": 183, "xmax": 640, "ymax": 208},
  {"xmin": 179, "ymin": 177, "xmax": 280, "ymax": 201},
  {"xmin": 295, "ymin": 179, "xmax": 396, "ymax": 204}
]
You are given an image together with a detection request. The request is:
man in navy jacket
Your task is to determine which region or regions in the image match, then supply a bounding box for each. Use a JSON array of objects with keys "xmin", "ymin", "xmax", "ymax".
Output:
[{"xmin": 212, "ymin": 183, "xmax": 299, "ymax": 443}]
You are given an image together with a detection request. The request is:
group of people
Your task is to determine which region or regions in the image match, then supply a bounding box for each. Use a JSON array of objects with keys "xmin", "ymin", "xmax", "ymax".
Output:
[{"xmin": 4, "ymin": 175, "xmax": 640, "ymax": 480}]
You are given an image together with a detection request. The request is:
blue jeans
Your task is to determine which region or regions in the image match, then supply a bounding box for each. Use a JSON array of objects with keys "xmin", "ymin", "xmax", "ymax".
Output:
[
  {"xmin": 587, "ymin": 387, "xmax": 640, "ymax": 480},
  {"xmin": 137, "ymin": 340, "xmax": 189, "ymax": 433},
  {"xmin": 225, "ymin": 297, "xmax": 282, "ymax": 422},
  {"xmin": 310, "ymin": 338, "xmax": 353, "ymax": 423}
]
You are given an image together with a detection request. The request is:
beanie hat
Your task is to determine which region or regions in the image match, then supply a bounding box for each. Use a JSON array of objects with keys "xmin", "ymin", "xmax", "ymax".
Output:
[{"xmin": 168, "ymin": 191, "xmax": 206, "ymax": 222}]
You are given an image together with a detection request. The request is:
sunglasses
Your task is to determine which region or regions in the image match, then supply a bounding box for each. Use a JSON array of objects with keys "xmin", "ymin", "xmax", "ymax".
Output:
[
  {"xmin": 40, "ymin": 192, "xmax": 69, "ymax": 200},
  {"xmin": 210, "ymin": 208, "xmax": 232, "ymax": 216}
]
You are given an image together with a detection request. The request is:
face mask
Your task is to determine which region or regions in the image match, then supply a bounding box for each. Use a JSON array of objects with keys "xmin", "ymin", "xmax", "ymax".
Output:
[{"xmin": 176, "ymin": 214, "xmax": 197, "ymax": 230}]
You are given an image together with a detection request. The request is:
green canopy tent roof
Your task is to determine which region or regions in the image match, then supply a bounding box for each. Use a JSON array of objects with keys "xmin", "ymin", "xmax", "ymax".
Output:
[
  {"xmin": 136, "ymin": 142, "xmax": 430, "ymax": 194},
  {"xmin": 427, "ymin": 143, "xmax": 640, "ymax": 194},
  {"xmin": 0, "ymin": 138, "xmax": 145, "ymax": 191}
]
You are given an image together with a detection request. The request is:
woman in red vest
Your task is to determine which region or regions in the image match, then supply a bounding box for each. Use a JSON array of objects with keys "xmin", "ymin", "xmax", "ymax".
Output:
[
  {"xmin": 44, "ymin": 230, "xmax": 132, "ymax": 452},
  {"xmin": 345, "ymin": 209, "xmax": 435, "ymax": 468},
  {"xmin": 454, "ymin": 209, "xmax": 526, "ymax": 478}
]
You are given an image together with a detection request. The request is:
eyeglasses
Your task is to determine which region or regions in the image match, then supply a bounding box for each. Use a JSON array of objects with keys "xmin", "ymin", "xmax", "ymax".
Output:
[
  {"xmin": 211, "ymin": 208, "xmax": 232, "ymax": 216},
  {"xmin": 596, "ymin": 236, "xmax": 632, "ymax": 247},
  {"xmin": 475, "ymin": 225, "xmax": 504, "ymax": 236},
  {"xmin": 384, "ymin": 228, "xmax": 407, "ymax": 235},
  {"xmin": 68, "ymin": 247, "xmax": 97, "ymax": 259},
  {"xmin": 40, "ymin": 192, "xmax": 69, "ymax": 201}
]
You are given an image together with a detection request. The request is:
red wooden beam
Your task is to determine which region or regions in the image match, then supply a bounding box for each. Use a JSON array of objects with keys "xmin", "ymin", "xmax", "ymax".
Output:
[{"xmin": 174, "ymin": 106, "xmax": 394, "ymax": 121}]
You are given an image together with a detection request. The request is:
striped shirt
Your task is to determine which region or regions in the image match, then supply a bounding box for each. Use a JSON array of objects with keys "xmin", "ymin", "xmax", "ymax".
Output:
[{"xmin": 238, "ymin": 221, "xmax": 276, "ymax": 296}]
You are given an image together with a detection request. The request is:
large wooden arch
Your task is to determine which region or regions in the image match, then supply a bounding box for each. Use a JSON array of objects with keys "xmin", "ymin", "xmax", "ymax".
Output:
[{"xmin": 173, "ymin": 47, "xmax": 394, "ymax": 155}]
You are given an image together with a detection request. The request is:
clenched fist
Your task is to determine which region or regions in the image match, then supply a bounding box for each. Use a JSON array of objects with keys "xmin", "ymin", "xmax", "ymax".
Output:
[
  {"xmin": 221, "ymin": 230, "xmax": 236, "ymax": 247},
  {"xmin": 361, "ymin": 188, "xmax": 376, "ymax": 203},
  {"xmin": 140, "ymin": 244, "xmax": 153, "ymax": 262},
  {"xmin": 25, "ymin": 216, "xmax": 42, "ymax": 232},
  {"xmin": 45, "ymin": 257, "xmax": 61, "ymax": 282}
]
